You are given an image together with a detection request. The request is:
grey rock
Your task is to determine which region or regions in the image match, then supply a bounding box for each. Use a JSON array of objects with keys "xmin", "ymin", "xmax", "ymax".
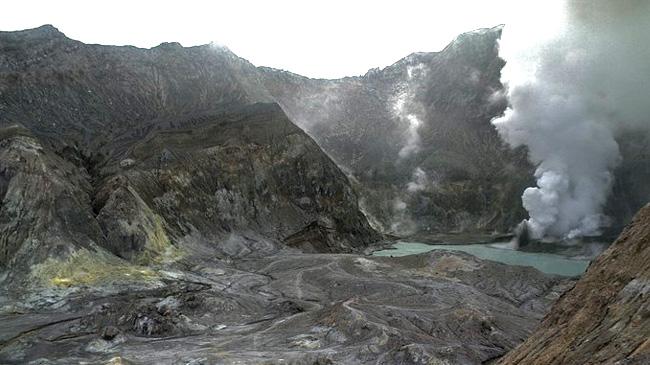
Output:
[
  {"xmin": 0, "ymin": 28, "xmax": 381, "ymax": 285},
  {"xmin": 259, "ymin": 27, "xmax": 534, "ymax": 235},
  {"xmin": 0, "ymin": 250, "xmax": 572, "ymax": 364},
  {"xmin": 100, "ymin": 325, "xmax": 119, "ymax": 341}
]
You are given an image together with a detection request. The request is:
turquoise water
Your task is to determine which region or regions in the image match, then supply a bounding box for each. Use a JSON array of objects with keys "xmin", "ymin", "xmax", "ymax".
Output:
[{"xmin": 372, "ymin": 242, "xmax": 590, "ymax": 277}]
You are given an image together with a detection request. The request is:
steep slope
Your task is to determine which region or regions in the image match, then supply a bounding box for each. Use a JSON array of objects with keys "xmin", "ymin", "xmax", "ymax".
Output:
[
  {"xmin": 0, "ymin": 25, "xmax": 272, "ymax": 150},
  {"xmin": 0, "ymin": 26, "xmax": 379, "ymax": 285},
  {"xmin": 94, "ymin": 103, "xmax": 377, "ymax": 256},
  {"xmin": 261, "ymin": 27, "xmax": 534, "ymax": 235},
  {"xmin": 606, "ymin": 130, "xmax": 650, "ymax": 234},
  {"xmin": 261, "ymin": 27, "xmax": 650, "ymax": 237},
  {"xmin": 498, "ymin": 203, "xmax": 650, "ymax": 364},
  {"xmin": 0, "ymin": 125, "xmax": 105, "ymax": 278},
  {"xmin": 5, "ymin": 24, "xmax": 645, "ymax": 242}
]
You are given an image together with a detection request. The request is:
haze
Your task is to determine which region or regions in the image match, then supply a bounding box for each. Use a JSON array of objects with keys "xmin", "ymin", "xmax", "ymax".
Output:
[{"xmin": 2, "ymin": 0, "xmax": 564, "ymax": 79}]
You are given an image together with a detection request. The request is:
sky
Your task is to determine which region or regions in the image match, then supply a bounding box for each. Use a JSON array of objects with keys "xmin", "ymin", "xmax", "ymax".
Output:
[{"xmin": 0, "ymin": 0, "xmax": 565, "ymax": 79}]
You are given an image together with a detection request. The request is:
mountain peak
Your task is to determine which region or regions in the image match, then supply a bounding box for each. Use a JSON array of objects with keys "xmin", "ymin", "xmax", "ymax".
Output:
[
  {"xmin": 34, "ymin": 24, "xmax": 62, "ymax": 33},
  {"xmin": 0, "ymin": 24, "xmax": 67, "ymax": 40}
]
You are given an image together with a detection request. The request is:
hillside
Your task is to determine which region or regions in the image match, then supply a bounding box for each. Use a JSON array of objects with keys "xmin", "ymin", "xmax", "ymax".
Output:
[
  {"xmin": 0, "ymin": 25, "xmax": 379, "ymax": 286},
  {"xmin": 498, "ymin": 203, "xmax": 650, "ymax": 364},
  {"xmin": 4, "ymin": 25, "xmax": 645, "ymax": 241},
  {"xmin": 260, "ymin": 27, "xmax": 649, "ymax": 237},
  {"xmin": 261, "ymin": 26, "xmax": 534, "ymax": 235}
]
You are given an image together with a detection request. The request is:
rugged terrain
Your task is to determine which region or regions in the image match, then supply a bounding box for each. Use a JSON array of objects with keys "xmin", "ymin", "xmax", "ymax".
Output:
[
  {"xmin": 0, "ymin": 24, "xmax": 648, "ymax": 365},
  {"xmin": 4, "ymin": 24, "xmax": 645, "ymax": 241},
  {"xmin": 261, "ymin": 26, "xmax": 534, "ymax": 235},
  {"xmin": 261, "ymin": 27, "xmax": 650, "ymax": 237},
  {"xmin": 0, "ymin": 25, "xmax": 570, "ymax": 365},
  {"xmin": 0, "ymin": 25, "xmax": 379, "ymax": 285},
  {"xmin": 498, "ymin": 203, "xmax": 650, "ymax": 365},
  {"xmin": 0, "ymin": 245, "xmax": 573, "ymax": 364}
]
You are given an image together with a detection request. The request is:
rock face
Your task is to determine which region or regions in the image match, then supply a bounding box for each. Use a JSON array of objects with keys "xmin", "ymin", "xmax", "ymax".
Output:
[
  {"xmin": 0, "ymin": 25, "xmax": 379, "ymax": 284},
  {"xmin": 260, "ymin": 27, "xmax": 534, "ymax": 235},
  {"xmin": 3, "ymin": 24, "xmax": 646, "ymax": 246},
  {"xmin": 0, "ymin": 125, "xmax": 106, "ymax": 279},
  {"xmin": 261, "ymin": 27, "xmax": 650, "ymax": 237},
  {"xmin": 606, "ymin": 130, "xmax": 650, "ymax": 235},
  {"xmin": 498, "ymin": 203, "xmax": 650, "ymax": 365}
]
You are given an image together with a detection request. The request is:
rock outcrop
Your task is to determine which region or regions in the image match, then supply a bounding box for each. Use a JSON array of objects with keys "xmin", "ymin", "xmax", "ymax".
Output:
[
  {"xmin": 498, "ymin": 203, "xmax": 650, "ymax": 364},
  {"xmin": 0, "ymin": 125, "xmax": 106, "ymax": 279}
]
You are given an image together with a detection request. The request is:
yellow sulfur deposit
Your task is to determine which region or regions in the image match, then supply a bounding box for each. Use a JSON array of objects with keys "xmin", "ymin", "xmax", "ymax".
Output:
[{"xmin": 30, "ymin": 248, "xmax": 159, "ymax": 287}]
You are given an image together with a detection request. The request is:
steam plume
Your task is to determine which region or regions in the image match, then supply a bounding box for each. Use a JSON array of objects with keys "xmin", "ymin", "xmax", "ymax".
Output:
[
  {"xmin": 493, "ymin": 0, "xmax": 650, "ymax": 239},
  {"xmin": 393, "ymin": 63, "xmax": 426, "ymax": 159},
  {"xmin": 406, "ymin": 167, "xmax": 428, "ymax": 193}
]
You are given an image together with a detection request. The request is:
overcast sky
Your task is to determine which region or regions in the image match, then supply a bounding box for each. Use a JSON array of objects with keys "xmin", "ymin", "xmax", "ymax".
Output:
[{"xmin": 2, "ymin": 0, "xmax": 564, "ymax": 79}]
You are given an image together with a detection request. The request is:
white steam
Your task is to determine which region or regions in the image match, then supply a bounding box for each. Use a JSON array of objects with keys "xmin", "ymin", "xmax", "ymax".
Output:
[
  {"xmin": 390, "ymin": 197, "xmax": 416, "ymax": 235},
  {"xmin": 389, "ymin": 63, "xmax": 437, "ymax": 235},
  {"xmin": 393, "ymin": 63, "xmax": 427, "ymax": 159},
  {"xmin": 493, "ymin": 0, "xmax": 650, "ymax": 239},
  {"xmin": 406, "ymin": 167, "xmax": 428, "ymax": 193}
]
